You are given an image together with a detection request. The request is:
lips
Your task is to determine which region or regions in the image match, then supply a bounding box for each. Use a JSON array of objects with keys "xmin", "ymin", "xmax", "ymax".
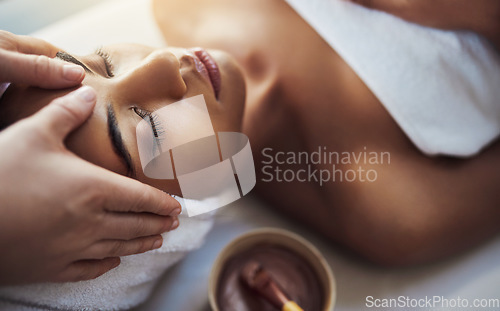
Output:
[{"xmin": 188, "ymin": 48, "xmax": 221, "ymax": 99}]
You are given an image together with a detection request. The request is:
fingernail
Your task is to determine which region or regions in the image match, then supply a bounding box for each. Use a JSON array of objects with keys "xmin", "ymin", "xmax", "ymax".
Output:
[
  {"xmin": 152, "ymin": 239, "xmax": 163, "ymax": 249},
  {"xmin": 170, "ymin": 207, "xmax": 181, "ymax": 217},
  {"xmin": 63, "ymin": 64, "xmax": 84, "ymax": 81},
  {"xmin": 73, "ymin": 86, "xmax": 96, "ymax": 103},
  {"xmin": 170, "ymin": 219, "xmax": 179, "ymax": 230}
]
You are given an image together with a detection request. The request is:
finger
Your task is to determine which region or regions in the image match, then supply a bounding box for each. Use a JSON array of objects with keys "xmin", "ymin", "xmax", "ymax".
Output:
[
  {"xmin": 101, "ymin": 174, "xmax": 182, "ymax": 216},
  {"xmin": 28, "ymin": 86, "xmax": 96, "ymax": 143},
  {"xmin": 0, "ymin": 30, "xmax": 60, "ymax": 56},
  {"xmin": 85, "ymin": 235, "xmax": 164, "ymax": 259},
  {"xmin": 0, "ymin": 49, "xmax": 84, "ymax": 88},
  {"xmin": 52, "ymin": 257, "xmax": 121, "ymax": 283},
  {"xmin": 101, "ymin": 212, "xmax": 179, "ymax": 240},
  {"xmin": 104, "ymin": 213, "xmax": 179, "ymax": 240}
]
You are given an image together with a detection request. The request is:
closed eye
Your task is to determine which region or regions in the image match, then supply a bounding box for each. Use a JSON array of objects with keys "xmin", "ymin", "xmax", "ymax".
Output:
[
  {"xmin": 133, "ymin": 107, "xmax": 165, "ymax": 155},
  {"xmin": 56, "ymin": 50, "xmax": 113, "ymax": 78},
  {"xmin": 95, "ymin": 48, "xmax": 115, "ymax": 78}
]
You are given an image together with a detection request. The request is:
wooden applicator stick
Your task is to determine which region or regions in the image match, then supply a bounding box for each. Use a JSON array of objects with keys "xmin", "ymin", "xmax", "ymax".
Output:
[{"xmin": 240, "ymin": 260, "xmax": 304, "ymax": 311}]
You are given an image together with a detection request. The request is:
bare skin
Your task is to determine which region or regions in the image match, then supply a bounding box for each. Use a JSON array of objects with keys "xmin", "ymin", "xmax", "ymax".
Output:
[{"xmin": 154, "ymin": 0, "xmax": 500, "ymax": 266}]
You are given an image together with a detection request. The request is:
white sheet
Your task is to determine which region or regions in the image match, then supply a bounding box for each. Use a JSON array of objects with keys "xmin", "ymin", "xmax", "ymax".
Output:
[{"xmin": 1, "ymin": 0, "xmax": 498, "ymax": 310}]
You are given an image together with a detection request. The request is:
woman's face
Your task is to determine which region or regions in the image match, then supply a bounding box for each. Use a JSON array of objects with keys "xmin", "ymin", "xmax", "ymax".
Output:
[{"xmin": 0, "ymin": 43, "xmax": 246, "ymax": 195}]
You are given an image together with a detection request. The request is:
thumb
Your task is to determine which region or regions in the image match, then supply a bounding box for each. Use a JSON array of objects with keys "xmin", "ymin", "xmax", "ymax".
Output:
[
  {"xmin": 0, "ymin": 49, "xmax": 84, "ymax": 88},
  {"xmin": 29, "ymin": 86, "xmax": 97, "ymax": 142}
]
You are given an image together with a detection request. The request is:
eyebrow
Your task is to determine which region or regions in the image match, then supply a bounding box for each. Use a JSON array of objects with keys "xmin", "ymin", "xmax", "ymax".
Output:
[
  {"xmin": 107, "ymin": 104, "xmax": 135, "ymax": 177},
  {"xmin": 56, "ymin": 52, "xmax": 132, "ymax": 175},
  {"xmin": 55, "ymin": 51, "xmax": 92, "ymax": 73}
]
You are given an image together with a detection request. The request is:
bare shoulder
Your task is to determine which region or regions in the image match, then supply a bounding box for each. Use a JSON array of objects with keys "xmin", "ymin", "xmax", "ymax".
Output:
[
  {"xmin": 344, "ymin": 139, "xmax": 500, "ymax": 265},
  {"xmin": 254, "ymin": 70, "xmax": 500, "ymax": 265}
]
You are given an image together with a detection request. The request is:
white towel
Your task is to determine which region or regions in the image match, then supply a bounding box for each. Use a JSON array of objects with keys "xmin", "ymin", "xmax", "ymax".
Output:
[
  {"xmin": 0, "ymin": 197, "xmax": 214, "ymax": 311},
  {"xmin": 285, "ymin": 0, "xmax": 500, "ymax": 157}
]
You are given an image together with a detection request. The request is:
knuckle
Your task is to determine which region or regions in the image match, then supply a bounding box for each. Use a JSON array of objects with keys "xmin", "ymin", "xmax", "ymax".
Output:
[
  {"xmin": 160, "ymin": 216, "xmax": 173, "ymax": 233},
  {"xmin": 136, "ymin": 239, "xmax": 148, "ymax": 253},
  {"xmin": 132, "ymin": 189, "xmax": 154, "ymax": 212},
  {"xmin": 0, "ymin": 30, "xmax": 16, "ymax": 49},
  {"xmin": 80, "ymin": 186, "xmax": 106, "ymax": 211},
  {"xmin": 64, "ymin": 186, "xmax": 103, "ymax": 220},
  {"xmin": 33, "ymin": 55, "xmax": 51, "ymax": 81},
  {"xmin": 110, "ymin": 241, "xmax": 125, "ymax": 256},
  {"xmin": 132, "ymin": 216, "xmax": 147, "ymax": 238},
  {"xmin": 133, "ymin": 187, "xmax": 166, "ymax": 215},
  {"xmin": 150, "ymin": 216, "xmax": 167, "ymax": 234}
]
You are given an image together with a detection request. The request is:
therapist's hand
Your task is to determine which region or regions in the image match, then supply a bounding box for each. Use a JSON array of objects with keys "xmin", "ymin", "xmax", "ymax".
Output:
[
  {"xmin": 0, "ymin": 86, "xmax": 181, "ymax": 285},
  {"xmin": 348, "ymin": 0, "xmax": 500, "ymax": 51},
  {"xmin": 0, "ymin": 30, "xmax": 84, "ymax": 88}
]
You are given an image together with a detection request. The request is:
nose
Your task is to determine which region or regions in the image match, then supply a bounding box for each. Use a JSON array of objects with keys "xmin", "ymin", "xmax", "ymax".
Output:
[{"xmin": 113, "ymin": 50, "xmax": 187, "ymax": 103}]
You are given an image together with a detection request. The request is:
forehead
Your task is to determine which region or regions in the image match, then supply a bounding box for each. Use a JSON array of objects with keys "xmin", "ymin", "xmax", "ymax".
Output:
[{"xmin": 99, "ymin": 43, "xmax": 156, "ymax": 75}]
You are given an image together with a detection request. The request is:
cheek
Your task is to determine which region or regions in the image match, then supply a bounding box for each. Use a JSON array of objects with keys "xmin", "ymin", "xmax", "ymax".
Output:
[{"xmin": 213, "ymin": 54, "xmax": 246, "ymax": 132}]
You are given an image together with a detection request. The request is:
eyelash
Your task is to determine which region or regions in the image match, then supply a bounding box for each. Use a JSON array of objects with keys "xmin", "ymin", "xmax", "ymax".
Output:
[
  {"xmin": 96, "ymin": 48, "xmax": 115, "ymax": 78},
  {"xmin": 133, "ymin": 107, "xmax": 165, "ymax": 152}
]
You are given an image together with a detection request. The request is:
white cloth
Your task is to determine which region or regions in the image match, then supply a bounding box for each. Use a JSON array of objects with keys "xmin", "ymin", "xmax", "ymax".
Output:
[
  {"xmin": 285, "ymin": 0, "xmax": 500, "ymax": 157},
  {"xmin": 0, "ymin": 197, "xmax": 214, "ymax": 311}
]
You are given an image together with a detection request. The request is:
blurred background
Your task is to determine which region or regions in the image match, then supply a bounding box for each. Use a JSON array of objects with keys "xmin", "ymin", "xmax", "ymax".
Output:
[{"xmin": 0, "ymin": 0, "xmax": 112, "ymax": 34}]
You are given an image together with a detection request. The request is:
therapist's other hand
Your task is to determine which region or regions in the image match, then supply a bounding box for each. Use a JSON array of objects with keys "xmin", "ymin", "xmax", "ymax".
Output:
[
  {"xmin": 0, "ymin": 30, "xmax": 84, "ymax": 87},
  {"xmin": 349, "ymin": 0, "xmax": 500, "ymax": 50},
  {"xmin": 0, "ymin": 86, "xmax": 181, "ymax": 285}
]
